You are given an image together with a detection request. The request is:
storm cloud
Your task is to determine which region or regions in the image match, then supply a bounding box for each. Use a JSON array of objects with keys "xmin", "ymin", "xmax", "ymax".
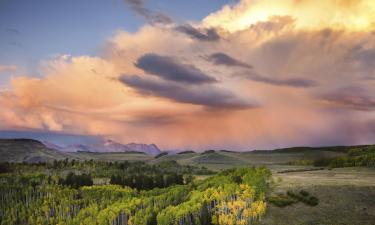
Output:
[
  {"xmin": 175, "ymin": 24, "xmax": 220, "ymax": 41},
  {"xmin": 135, "ymin": 53, "xmax": 217, "ymax": 84},
  {"xmin": 120, "ymin": 75, "xmax": 257, "ymax": 109},
  {"xmin": 207, "ymin": 52, "xmax": 252, "ymax": 68},
  {"xmin": 250, "ymin": 74, "xmax": 317, "ymax": 88}
]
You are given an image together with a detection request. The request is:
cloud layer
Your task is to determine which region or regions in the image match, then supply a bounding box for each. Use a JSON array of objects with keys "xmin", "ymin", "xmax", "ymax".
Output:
[
  {"xmin": 207, "ymin": 52, "xmax": 252, "ymax": 68},
  {"xmin": 120, "ymin": 75, "xmax": 256, "ymax": 109},
  {"xmin": 135, "ymin": 53, "xmax": 217, "ymax": 84},
  {"xmin": 2, "ymin": 0, "xmax": 375, "ymax": 150},
  {"xmin": 175, "ymin": 24, "xmax": 221, "ymax": 41}
]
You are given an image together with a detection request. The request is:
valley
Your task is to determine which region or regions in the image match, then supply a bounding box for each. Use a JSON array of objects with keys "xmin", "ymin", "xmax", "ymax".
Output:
[{"xmin": 1, "ymin": 139, "xmax": 375, "ymax": 224}]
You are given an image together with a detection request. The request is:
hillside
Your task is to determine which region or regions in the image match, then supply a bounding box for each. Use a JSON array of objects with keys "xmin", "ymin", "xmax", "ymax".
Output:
[
  {"xmin": 0, "ymin": 139, "xmax": 70, "ymax": 163},
  {"xmin": 45, "ymin": 139, "xmax": 161, "ymax": 155},
  {"xmin": 152, "ymin": 149, "xmax": 346, "ymax": 170},
  {"xmin": 1, "ymin": 138, "xmax": 370, "ymax": 167}
]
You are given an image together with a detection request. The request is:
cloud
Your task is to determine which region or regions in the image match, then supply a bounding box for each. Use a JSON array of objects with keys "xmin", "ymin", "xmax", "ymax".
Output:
[
  {"xmin": 203, "ymin": 0, "xmax": 375, "ymax": 32},
  {"xmin": 124, "ymin": 0, "xmax": 172, "ymax": 25},
  {"xmin": 238, "ymin": 71, "xmax": 318, "ymax": 88},
  {"xmin": 175, "ymin": 24, "xmax": 221, "ymax": 41},
  {"xmin": 3, "ymin": 0, "xmax": 375, "ymax": 150},
  {"xmin": 120, "ymin": 75, "xmax": 257, "ymax": 109},
  {"xmin": 135, "ymin": 53, "xmax": 217, "ymax": 84},
  {"xmin": 0, "ymin": 64, "xmax": 17, "ymax": 73},
  {"xmin": 318, "ymin": 86, "xmax": 375, "ymax": 111},
  {"xmin": 207, "ymin": 52, "xmax": 252, "ymax": 68},
  {"xmin": 350, "ymin": 46, "xmax": 375, "ymax": 79}
]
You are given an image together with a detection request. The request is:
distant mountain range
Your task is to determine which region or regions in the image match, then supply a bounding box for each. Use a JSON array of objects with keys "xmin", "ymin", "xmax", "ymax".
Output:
[
  {"xmin": 2, "ymin": 138, "xmax": 373, "ymax": 164},
  {"xmin": 43, "ymin": 139, "xmax": 161, "ymax": 155}
]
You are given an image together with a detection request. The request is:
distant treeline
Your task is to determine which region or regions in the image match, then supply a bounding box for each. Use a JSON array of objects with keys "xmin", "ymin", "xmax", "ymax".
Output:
[
  {"xmin": 58, "ymin": 172, "xmax": 93, "ymax": 189},
  {"xmin": 327, "ymin": 146, "xmax": 375, "ymax": 168},
  {"xmin": 0, "ymin": 159, "xmax": 214, "ymax": 177},
  {"xmin": 110, "ymin": 173, "xmax": 186, "ymax": 190},
  {"xmin": 287, "ymin": 146, "xmax": 375, "ymax": 168},
  {"xmin": 252, "ymin": 145, "xmax": 374, "ymax": 154}
]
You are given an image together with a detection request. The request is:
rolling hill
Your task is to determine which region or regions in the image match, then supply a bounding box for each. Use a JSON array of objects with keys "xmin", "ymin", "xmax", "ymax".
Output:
[
  {"xmin": 44, "ymin": 139, "xmax": 161, "ymax": 155},
  {"xmin": 2, "ymin": 138, "xmax": 371, "ymax": 168},
  {"xmin": 0, "ymin": 139, "xmax": 70, "ymax": 163}
]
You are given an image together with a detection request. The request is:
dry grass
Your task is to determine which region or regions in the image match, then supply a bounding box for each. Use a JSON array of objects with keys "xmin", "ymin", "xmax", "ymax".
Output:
[{"xmin": 258, "ymin": 167, "xmax": 375, "ymax": 225}]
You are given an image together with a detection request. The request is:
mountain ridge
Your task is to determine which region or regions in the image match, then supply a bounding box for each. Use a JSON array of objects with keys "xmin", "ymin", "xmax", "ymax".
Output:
[{"xmin": 42, "ymin": 139, "xmax": 161, "ymax": 155}]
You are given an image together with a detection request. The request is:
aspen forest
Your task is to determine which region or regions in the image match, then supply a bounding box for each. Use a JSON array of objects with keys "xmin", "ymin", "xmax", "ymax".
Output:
[{"xmin": 0, "ymin": 160, "xmax": 271, "ymax": 225}]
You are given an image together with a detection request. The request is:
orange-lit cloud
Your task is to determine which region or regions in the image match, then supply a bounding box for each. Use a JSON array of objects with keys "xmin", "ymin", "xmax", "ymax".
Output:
[
  {"xmin": 1, "ymin": 0, "xmax": 375, "ymax": 150},
  {"xmin": 203, "ymin": 0, "xmax": 375, "ymax": 32}
]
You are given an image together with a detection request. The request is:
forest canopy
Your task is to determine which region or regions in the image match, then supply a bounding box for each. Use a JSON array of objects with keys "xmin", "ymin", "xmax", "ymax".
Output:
[{"xmin": 0, "ymin": 160, "xmax": 271, "ymax": 225}]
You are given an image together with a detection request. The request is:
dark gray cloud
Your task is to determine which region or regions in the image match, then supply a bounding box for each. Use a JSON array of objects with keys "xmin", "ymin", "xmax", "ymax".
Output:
[
  {"xmin": 120, "ymin": 75, "xmax": 257, "ymax": 109},
  {"xmin": 251, "ymin": 75, "xmax": 317, "ymax": 88},
  {"xmin": 207, "ymin": 52, "xmax": 252, "ymax": 69},
  {"xmin": 135, "ymin": 53, "xmax": 217, "ymax": 84},
  {"xmin": 235, "ymin": 71, "xmax": 317, "ymax": 88},
  {"xmin": 319, "ymin": 86, "xmax": 375, "ymax": 111},
  {"xmin": 124, "ymin": 0, "xmax": 173, "ymax": 25},
  {"xmin": 205, "ymin": 51, "xmax": 315, "ymax": 88},
  {"xmin": 175, "ymin": 24, "xmax": 220, "ymax": 41}
]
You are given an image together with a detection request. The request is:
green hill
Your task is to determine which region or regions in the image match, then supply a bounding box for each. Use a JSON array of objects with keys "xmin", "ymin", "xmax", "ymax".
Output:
[{"xmin": 0, "ymin": 139, "xmax": 69, "ymax": 163}]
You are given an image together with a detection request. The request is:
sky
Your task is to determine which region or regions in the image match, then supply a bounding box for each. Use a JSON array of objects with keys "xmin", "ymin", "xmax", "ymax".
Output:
[{"xmin": 1, "ymin": 0, "xmax": 375, "ymax": 150}]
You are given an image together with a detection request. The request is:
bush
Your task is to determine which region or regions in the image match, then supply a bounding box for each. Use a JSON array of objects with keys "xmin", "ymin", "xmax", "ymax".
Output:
[
  {"xmin": 269, "ymin": 194, "xmax": 297, "ymax": 207},
  {"xmin": 304, "ymin": 196, "xmax": 319, "ymax": 206},
  {"xmin": 300, "ymin": 190, "xmax": 309, "ymax": 197},
  {"xmin": 287, "ymin": 160, "xmax": 313, "ymax": 166},
  {"xmin": 287, "ymin": 190, "xmax": 319, "ymax": 206}
]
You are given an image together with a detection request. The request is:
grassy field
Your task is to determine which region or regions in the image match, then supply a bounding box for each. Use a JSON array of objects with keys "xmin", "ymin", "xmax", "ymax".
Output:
[
  {"xmin": 152, "ymin": 150, "xmax": 375, "ymax": 224},
  {"xmin": 155, "ymin": 151, "xmax": 375, "ymax": 225},
  {"xmin": 259, "ymin": 167, "xmax": 375, "ymax": 225}
]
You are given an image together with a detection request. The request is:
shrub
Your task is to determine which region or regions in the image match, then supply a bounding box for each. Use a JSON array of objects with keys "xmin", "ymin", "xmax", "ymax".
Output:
[
  {"xmin": 287, "ymin": 190, "xmax": 319, "ymax": 206},
  {"xmin": 287, "ymin": 160, "xmax": 313, "ymax": 166},
  {"xmin": 304, "ymin": 196, "xmax": 319, "ymax": 206},
  {"xmin": 269, "ymin": 194, "xmax": 297, "ymax": 207},
  {"xmin": 300, "ymin": 190, "xmax": 309, "ymax": 197}
]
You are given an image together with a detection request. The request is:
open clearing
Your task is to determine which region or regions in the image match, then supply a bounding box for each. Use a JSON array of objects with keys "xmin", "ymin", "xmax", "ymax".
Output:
[{"xmin": 258, "ymin": 167, "xmax": 375, "ymax": 225}]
